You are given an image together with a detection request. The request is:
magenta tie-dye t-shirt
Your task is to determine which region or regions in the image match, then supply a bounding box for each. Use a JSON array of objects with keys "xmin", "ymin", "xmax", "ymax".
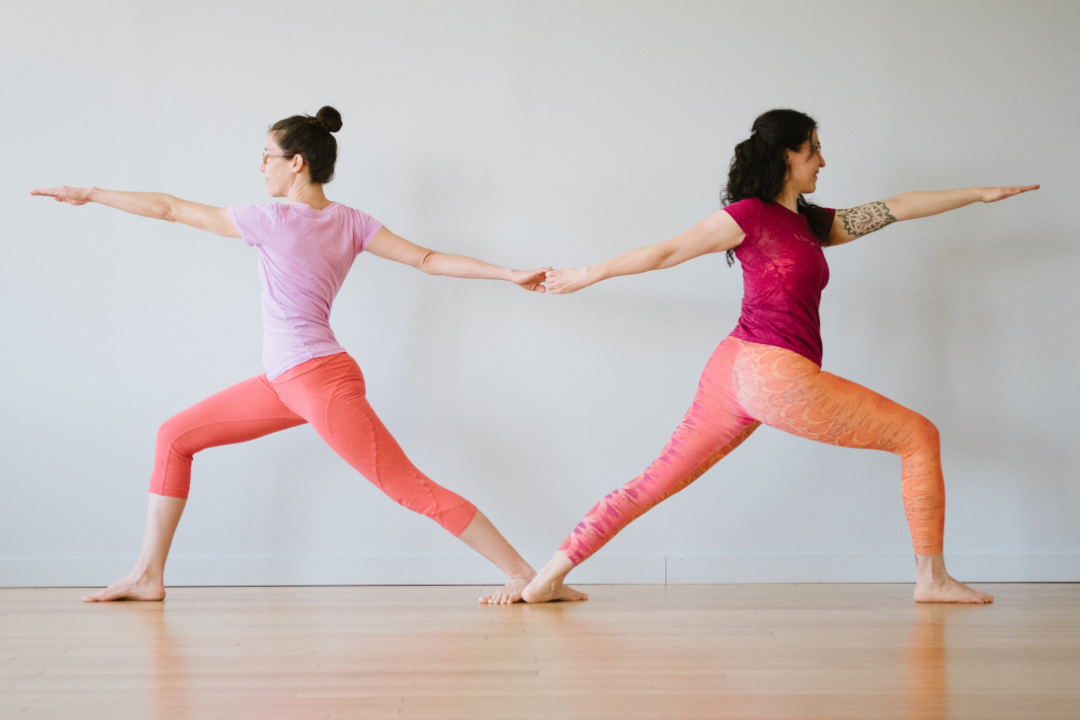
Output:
[
  {"xmin": 723, "ymin": 198, "xmax": 836, "ymax": 367},
  {"xmin": 228, "ymin": 202, "xmax": 383, "ymax": 379}
]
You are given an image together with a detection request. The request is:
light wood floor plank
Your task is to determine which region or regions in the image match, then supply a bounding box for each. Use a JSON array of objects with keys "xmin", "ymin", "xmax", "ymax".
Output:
[{"xmin": 1, "ymin": 584, "xmax": 1078, "ymax": 719}]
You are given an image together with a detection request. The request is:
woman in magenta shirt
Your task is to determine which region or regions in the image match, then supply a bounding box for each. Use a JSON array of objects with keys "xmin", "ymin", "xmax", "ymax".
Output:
[
  {"xmin": 523, "ymin": 108, "xmax": 1037, "ymax": 604},
  {"xmin": 33, "ymin": 106, "xmax": 572, "ymax": 604}
]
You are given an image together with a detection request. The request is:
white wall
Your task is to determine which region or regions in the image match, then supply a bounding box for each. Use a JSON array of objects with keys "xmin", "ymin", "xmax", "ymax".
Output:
[{"xmin": 2, "ymin": 0, "xmax": 1077, "ymax": 586}]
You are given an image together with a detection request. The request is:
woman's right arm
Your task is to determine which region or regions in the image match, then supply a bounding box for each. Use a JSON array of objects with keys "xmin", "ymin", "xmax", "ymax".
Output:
[
  {"xmin": 544, "ymin": 209, "xmax": 745, "ymax": 294},
  {"xmin": 30, "ymin": 186, "xmax": 241, "ymax": 238}
]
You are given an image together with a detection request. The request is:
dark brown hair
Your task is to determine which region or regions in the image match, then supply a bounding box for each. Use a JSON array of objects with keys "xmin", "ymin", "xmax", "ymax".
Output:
[
  {"xmin": 721, "ymin": 108, "xmax": 832, "ymax": 265},
  {"xmin": 269, "ymin": 106, "xmax": 342, "ymax": 184}
]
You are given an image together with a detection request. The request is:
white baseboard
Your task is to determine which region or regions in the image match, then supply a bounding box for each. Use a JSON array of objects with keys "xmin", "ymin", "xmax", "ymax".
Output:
[
  {"xmin": 667, "ymin": 554, "xmax": 1080, "ymax": 583},
  {"xmin": 1, "ymin": 554, "xmax": 1076, "ymax": 588}
]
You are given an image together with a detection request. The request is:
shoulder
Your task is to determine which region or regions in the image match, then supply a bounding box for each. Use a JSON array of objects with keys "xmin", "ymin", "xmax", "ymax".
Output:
[
  {"xmin": 228, "ymin": 203, "xmax": 281, "ymax": 246},
  {"xmin": 723, "ymin": 197, "xmax": 767, "ymax": 235},
  {"xmin": 339, "ymin": 204, "xmax": 384, "ymax": 252},
  {"xmin": 229, "ymin": 202, "xmax": 281, "ymax": 219},
  {"xmin": 724, "ymin": 197, "xmax": 768, "ymax": 221}
]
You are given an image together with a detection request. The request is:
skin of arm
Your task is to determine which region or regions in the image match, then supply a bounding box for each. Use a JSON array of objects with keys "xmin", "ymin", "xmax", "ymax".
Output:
[
  {"xmin": 30, "ymin": 186, "xmax": 241, "ymax": 238},
  {"xmin": 365, "ymin": 226, "xmax": 549, "ymax": 292},
  {"xmin": 829, "ymin": 185, "xmax": 1039, "ymax": 246},
  {"xmin": 544, "ymin": 209, "xmax": 746, "ymax": 294}
]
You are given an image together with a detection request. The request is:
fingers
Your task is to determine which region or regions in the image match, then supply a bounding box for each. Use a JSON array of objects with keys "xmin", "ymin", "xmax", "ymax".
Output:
[
  {"xmin": 989, "ymin": 184, "xmax": 1040, "ymax": 202},
  {"xmin": 31, "ymin": 187, "xmax": 76, "ymax": 204},
  {"xmin": 1004, "ymin": 184, "xmax": 1039, "ymax": 196}
]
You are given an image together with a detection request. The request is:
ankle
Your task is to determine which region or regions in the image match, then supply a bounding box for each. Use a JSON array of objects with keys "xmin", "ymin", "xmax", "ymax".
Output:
[
  {"xmin": 506, "ymin": 567, "xmax": 537, "ymax": 582},
  {"xmin": 131, "ymin": 562, "xmax": 165, "ymax": 584},
  {"xmin": 915, "ymin": 554, "xmax": 947, "ymax": 583}
]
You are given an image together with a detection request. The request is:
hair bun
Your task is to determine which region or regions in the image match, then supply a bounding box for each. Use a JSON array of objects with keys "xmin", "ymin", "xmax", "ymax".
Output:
[{"xmin": 315, "ymin": 106, "xmax": 343, "ymax": 133}]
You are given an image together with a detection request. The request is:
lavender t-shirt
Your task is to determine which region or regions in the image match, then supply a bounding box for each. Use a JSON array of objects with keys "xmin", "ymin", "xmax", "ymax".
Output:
[
  {"xmin": 228, "ymin": 202, "xmax": 383, "ymax": 379},
  {"xmin": 724, "ymin": 198, "xmax": 836, "ymax": 367}
]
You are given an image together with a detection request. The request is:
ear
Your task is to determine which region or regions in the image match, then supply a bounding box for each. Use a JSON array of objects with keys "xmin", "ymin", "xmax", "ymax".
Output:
[{"xmin": 289, "ymin": 154, "xmax": 306, "ymax": 176}]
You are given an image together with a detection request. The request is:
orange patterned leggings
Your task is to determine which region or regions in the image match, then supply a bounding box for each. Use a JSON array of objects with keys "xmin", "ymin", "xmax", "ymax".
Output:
[{"xmin": 559, "ymin": 337, "xmax": 945, "ymax": 564}]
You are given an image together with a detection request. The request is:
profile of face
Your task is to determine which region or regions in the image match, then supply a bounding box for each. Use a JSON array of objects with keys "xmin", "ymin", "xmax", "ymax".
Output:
[
  {"xmin": 260, "ymin": 134, "xmax": 304, "ymax": 198},
  {"xmin": 783, "ymin": 129, "xmax": 825, "ymax": 196}
]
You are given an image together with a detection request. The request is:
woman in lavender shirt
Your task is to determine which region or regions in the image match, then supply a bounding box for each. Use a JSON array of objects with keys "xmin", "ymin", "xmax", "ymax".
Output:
[{"xmin": 32, "ymin": 106, "xmax": 576, "ymax": 604}]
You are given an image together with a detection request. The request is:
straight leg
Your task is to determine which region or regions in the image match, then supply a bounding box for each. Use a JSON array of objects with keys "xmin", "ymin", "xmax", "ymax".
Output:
[
  {"xmin": 525, "ymin": 338, "xmax": 758, "ymax": 602},
  {"xmin": 276, "ymin": 353, "xmax": 537, "ymax": 603},
  {"xmin": 85, "ymin": 375, "xmax": 305, "ymax": 602}
]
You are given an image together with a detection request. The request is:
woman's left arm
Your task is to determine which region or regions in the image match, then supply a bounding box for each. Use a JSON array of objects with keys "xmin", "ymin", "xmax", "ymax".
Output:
[
  {"xmin": 829, "ymin": 185, "xmax": 1040, "ymax": 246},
  {"xmin": 364, "ymin": 226, "xmax": 550, "ymax": 292}
]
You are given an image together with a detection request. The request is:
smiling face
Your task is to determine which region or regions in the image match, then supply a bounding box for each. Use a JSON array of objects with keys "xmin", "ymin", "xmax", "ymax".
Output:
[
  {"xmin": 783, "ymin": 129, "xmax": 825, "ymax": 196},
  {"xmin": 261, "ymin": 134, "xmax": 303, "ymax": 198}
]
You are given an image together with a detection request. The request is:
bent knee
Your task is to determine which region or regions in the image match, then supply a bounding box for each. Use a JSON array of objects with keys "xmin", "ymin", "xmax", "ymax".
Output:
[
  {"xmin": 906, "ymin": 415, "xmax": 940, "ymax": 452},
  {"xmin": 155, "ymin": 413, "xmax": 199, "ymax": 457}
]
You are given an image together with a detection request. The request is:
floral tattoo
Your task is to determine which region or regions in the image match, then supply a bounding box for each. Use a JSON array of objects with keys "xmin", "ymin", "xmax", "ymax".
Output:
[{"xmin": 840, "ymin": 201, "xmax": 898, "ymax": 238}]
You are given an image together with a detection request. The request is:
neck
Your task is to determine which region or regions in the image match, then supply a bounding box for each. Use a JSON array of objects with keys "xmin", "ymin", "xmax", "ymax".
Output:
[
  {"xmin": 774, "ymin": 184, "xmax": 800, "ymax": 213},
  {"xmin": 286, "ymin": 181, "xmax": 331, "ymax": 210}
]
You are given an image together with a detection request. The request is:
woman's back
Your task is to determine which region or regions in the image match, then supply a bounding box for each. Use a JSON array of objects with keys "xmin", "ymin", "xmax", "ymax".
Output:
[{"xmin": 229, "ymin": 201, "xmax": 383, "ymax": 379}]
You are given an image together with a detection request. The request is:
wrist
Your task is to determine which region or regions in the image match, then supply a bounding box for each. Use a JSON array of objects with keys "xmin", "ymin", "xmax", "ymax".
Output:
[
  {"xmin": 86, "ymin": 187, "xmax": 100, "ymax": 203},
  {"xmin": 583, "ymin": 265, "xmax": 602, "ymax": 286}
]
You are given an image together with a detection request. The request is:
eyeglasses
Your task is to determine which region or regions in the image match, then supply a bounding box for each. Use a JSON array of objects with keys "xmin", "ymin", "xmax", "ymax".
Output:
[{"xmin": 262, "ymin": 153, "xmax": 297, "ymax": 164}]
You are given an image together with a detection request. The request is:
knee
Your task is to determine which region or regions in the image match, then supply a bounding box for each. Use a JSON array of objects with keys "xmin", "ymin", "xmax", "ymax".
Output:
[
  {"xmin": 156, "ymin": 414, "xmax": 194, "ymax": 456},
  {"xmin": 909, "ymin": 415, "xmax": 940, "ymax": 452}
]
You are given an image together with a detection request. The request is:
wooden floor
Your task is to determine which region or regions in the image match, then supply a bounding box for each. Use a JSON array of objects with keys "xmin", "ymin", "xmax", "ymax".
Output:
[{"xmin": 2, "ymin": 584, "xmax": 1078, "ymax": 720}]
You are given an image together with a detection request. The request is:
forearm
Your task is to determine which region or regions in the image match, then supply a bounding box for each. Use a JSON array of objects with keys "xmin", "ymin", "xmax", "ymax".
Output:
[
  {"xmin": 420, "ymin": 251, "xmax": 513, "ymax": 281},
  {"xmin": 584, "ymin": 243, "xmax": 673, "ymax": 286},
  {"xmin": 886, "ymin": 188, "xmax": 983, "ymax": 222},
  {"xmin": 88, "ymin": 188, "xmax": 179, "ymax": 222}
]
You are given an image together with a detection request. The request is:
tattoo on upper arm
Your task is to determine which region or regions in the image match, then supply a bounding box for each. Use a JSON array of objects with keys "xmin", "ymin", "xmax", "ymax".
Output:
[{"xmin": 839, "ymin": 201, "xmax": 898, "ymax": 238}]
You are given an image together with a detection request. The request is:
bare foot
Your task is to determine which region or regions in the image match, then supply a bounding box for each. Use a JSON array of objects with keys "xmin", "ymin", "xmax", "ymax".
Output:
[
  {"xmin": 521, "ymin": 553, "xmax": 588, "ymax": 603},
  {"xmin": 913, "ymin": 554, "xmax": 993, "ymax": 604},
  {"xmin": 914, "ymin": 575, "xmax": 994, "ymax": 604},
  {"xmin": 479, "ymin": 575, "xmax": 534, "ymax": 604},
  {"xmin": 82, "ymin": 571, "xmax": 165, "ymax": 602},
  {"xmin": 523, "ymin": 580, "xmax": 589, "ymax": 603}
]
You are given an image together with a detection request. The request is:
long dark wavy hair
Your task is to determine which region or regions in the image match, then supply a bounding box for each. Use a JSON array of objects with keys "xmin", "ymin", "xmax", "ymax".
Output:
[
  {"xmin": 721, "ymin": 108, "xmax": 832, "ymax": 266},
  {"xmin": 269, "ymin": 106, "xmax": 342, "ymax": 184}
]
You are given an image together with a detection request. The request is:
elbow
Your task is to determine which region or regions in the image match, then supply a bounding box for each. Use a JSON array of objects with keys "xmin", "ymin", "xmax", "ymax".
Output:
[
  {"xmin": 656, "ymin": 248, "xmax": 679, "ymax": 270},
  {"xmin": 417, "ymin": 250, "xmax": 439, "ymax": 274},
  {"xmin": 159, "ymin": 197, "xmax": 179, "ymax": 224}
]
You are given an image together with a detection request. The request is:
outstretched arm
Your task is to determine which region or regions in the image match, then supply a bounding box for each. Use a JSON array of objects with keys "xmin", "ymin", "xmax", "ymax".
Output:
[
  {"xmin": 364, "ymin": 226, "xmax": 550, "ymax": 292},
  {"xmin": 30, "ymin": 186, "xmax": 241, "ymax": 238},
  {"xmin": 544, "ymin": 209, "xmax": 745, "ymax": 294},
  {"xmin": 829, "ymin": 185, "xmax": 1039, "ymax": 246}
]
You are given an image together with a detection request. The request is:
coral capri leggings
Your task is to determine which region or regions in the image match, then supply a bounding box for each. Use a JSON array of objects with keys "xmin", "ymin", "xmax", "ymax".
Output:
[
  {"xmin": 150, "ymin": 352, "xmax": 477, "ymax": 536},
  {"xmin": 560, "ymin": 337, "xmax": 946, "ymax": 564}
]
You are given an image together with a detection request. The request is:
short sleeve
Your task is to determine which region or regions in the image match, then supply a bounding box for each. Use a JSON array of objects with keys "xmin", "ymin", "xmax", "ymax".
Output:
[
  {"xmin": 228, "ymin": 203, "xmax": 278, "ymax": 247},
  {"xmin": 819, "ymin": 206, "xmax": 837, "ymax": 226},
  {"xmin": 722, "ymin": 198, "xmax": 764, "ymax": 247},
  {"xmin": 351, "ymin": 208, "xmax": 383, "ymax": 253}
]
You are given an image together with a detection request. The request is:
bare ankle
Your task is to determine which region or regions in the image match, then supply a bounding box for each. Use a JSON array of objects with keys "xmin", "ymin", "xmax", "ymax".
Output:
[
  {"xmin": 129, "ymin": 564, "xmax": 164, "ymax": 585},
  {"xmin": 507, "ymin": 569, "xmax": 537, "ymax": 582},
  {"xmin": 915, "ymin": 554, "xmax": 948, "ymax": 583}
]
